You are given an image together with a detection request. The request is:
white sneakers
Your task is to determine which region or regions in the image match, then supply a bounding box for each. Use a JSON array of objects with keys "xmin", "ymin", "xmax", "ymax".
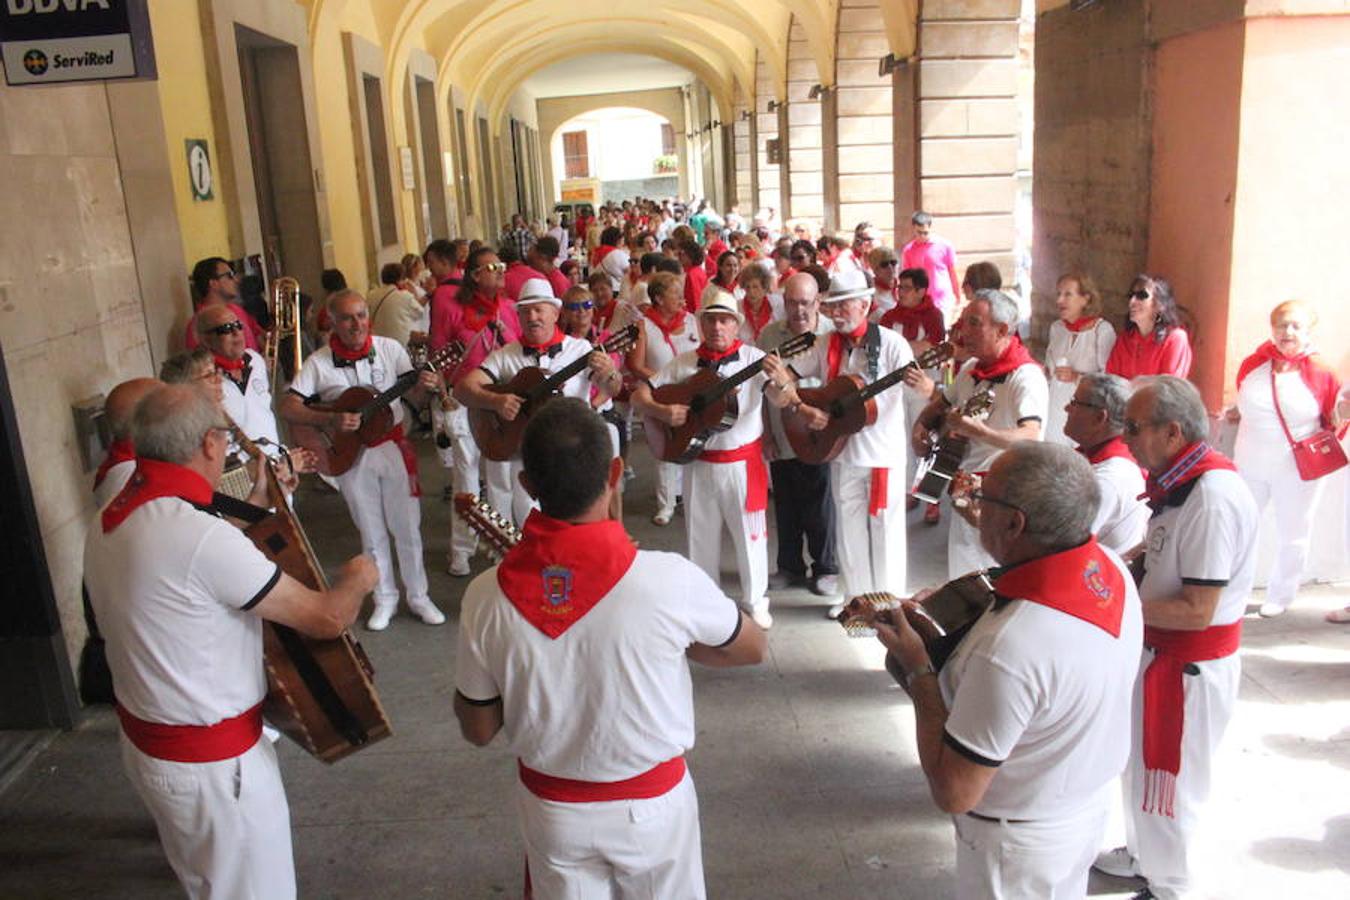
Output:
[
  {"xmin": 651, "ymin": 511, "xmax": 673, "ymax": 526},
  {"xmin": 1258, "ymin": 601, "xmax": 1287, "ymax": 618},
  {"xmin": 447, "ymin": 555, "xmax": 471, "ymax": 577},
  {"xmin": 1092, "ymin": 846, "xmax": 1142, "ymax": 879},
  {"xmin": 752, "ymin": 608, "xmax": 774, "ymax": 630},
  {"xmin": 366, "ymin": 598, "xmax": 445, "ymax": 630}
]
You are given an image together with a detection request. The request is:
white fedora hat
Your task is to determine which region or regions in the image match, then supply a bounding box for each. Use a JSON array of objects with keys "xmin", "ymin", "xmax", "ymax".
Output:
[
  {"xmin": 516, "ymin": 277, "xmax": 561, "ymax": 308},
  {"xmin": 698, "ymin": 289, "xmax": 744, "ymax": 324},
  {"xmin": 822, "ymin": 269, "xmax": 874, "ymax": 304}
]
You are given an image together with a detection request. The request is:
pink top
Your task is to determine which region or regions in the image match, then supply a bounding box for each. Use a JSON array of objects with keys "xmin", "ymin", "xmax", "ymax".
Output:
[
  {"xmin": 429, "ymin": 293, "xmax": 521, "ymax": 384},
  {"xmin": 503, "ymin": 262, "xmax": 548, "ymax": 301},
  {"xmin": 184, "ymin": 303, "xmax": 264, "ymax": 351},
  {"xmin": 1104, "ymin": 327, "xmax": 1192, "ymax": 380},
  {"xmin": 900, "ymin": 237, "xmax": 960, "ymax": 311}
]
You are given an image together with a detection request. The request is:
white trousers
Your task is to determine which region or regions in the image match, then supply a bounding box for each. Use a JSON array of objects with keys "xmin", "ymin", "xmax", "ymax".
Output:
[
  {"xmin": 954, "ymin": 788, "xmax": 1110, "ymax": 900},
  {"xmin": 516, "ymin": 771, "xmax": 706, "ymax": 900},
  {"xmin": 831, "ymin": 461, "xmax": 907, "ymax": 599},
  {"xmin": 1238, "ymin": 452, "xmax": 1324, "ymax": 609},
  {"xmin": 120, "ymin": 735, "xmax": 295, "ymax": 900},
  {"xmin": 335, "ymin": 441, "xmax": 428, "ymax": 607},
  {"xmin": 1122, "ymin": 650, "xmax": 1241, "ymax": 899},
  {"xmin": 948, "ymin": 511, "xmax": 996, "ymax": 580},
  {"xmin": 655, "ymin": 460, "xmax": 682, "ymax": 519},
  {"xmin": 445, "ymin": 403, "xmax": 513, "ymax": 563},
  {"xmin": 507, "ymin": 458, "xmax": 542, "ymax": 527},
  {"xmin": 685, "ymin": 459, "xmax": 768, "ymax": 615}
]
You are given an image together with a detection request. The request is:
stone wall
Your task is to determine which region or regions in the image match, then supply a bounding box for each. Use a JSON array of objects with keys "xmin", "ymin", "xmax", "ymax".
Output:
[
  {"xmin": 785, "ymin": 17, "xmax": 824, "ymax": 225},
  {"xmin": 836, "ymin": 0, "xmax": 896, "ymax": 244}
]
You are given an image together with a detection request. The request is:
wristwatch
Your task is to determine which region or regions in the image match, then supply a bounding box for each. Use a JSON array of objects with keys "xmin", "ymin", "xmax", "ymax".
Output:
[{"xmin": 904, "ymin": 662, "xmax": 937, "ymax": 690}]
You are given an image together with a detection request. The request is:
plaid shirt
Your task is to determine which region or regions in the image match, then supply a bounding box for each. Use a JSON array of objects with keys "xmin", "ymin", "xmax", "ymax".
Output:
[{"xmin": 506, "ymin": 226, "xmax": 535, "ymax": 261}]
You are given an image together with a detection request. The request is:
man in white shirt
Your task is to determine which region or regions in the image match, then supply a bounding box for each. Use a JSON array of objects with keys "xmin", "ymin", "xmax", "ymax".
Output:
[
  {"xmin": 912, "ymin": 290, "xmax": 1048, "ymax": 579},
  {"xmin": 454, "ymin": 278, "xmax": 620, "ymax": 525},
  {"xmin": 1062, "ymin": 373, "xmax": 1150, "ymax": 556},
  {"xmin": 454, "ymin": 399, "xmax": 765, "ymax": 899},
  {"xmin": 877, "ymin": 441, "xmax": 1142, "ymax": 899},
  {"xmin": 93, "ymin": 377, "xmax": 159, "ymax": 506},
  {"xmin": 634, "ymin": 290, "xmax": 774, "ymax": 628},
  {"xmin": 764, "ymin": 270, "xmax": 916, "ymax": 613},
  {"xmin": 85, "ymin": 383, "xmax": 376, "ymax": 900},
  {"xmin": 1094, "ymin": 376, "xmax": 1258, "ymax": 900},
  {"xmin": 280, "ymin": 290, "xmax": 441, "ymax": 631},
  {"xmin": 196, "ymin": 303, "xmax": 280, "ymax": 453}
]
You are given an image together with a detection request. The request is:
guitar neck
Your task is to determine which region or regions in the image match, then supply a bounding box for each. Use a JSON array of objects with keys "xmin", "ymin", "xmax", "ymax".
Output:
[
  {"xmin": 359, "ymin": 370, "xmax": 419, "ymax": 419},
  {"xmin": 700, "ymin": 357, "xmax": 766, "ymax": 406},
  {"xmin": 857, "ymin": 360, "xmax": 916, "ymax": 403},
  {"xmin": 538, "ymin": 351, "xmax": 593, "ymax": 395}
]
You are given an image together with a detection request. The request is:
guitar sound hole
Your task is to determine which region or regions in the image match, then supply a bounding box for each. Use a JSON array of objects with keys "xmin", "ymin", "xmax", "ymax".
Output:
[{"xmin": 265, "ymin": 533, "xmax": 289, "ymax": 554}]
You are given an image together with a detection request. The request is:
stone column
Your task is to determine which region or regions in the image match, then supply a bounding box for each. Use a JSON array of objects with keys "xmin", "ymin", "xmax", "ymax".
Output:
[
  {"xmin": 835, "ymin": 0, "xmax": 897, "ymax": 243},
  {"xmin": 785, "ymin": 17, "xmax": 824, "ymax": 228},
  {"xmin": 753, "ymin": 56, "xmax": 781, "ymax": 217}
]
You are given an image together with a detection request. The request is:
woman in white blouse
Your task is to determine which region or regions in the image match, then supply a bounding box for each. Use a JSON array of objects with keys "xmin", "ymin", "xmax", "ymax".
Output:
[
  {"xmin": 1043, "ymin": 272, "xmax": 1117, "ymax": 445},
  {"xmin": 1231, "ymin": 300, "xmax": 1343, "ymax": 617}
]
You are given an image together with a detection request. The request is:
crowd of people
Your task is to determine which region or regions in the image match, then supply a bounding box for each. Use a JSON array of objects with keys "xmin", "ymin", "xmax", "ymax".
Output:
[{"xmin": 84, "ymin": 194, "xmax": 1348, "ymax": 900}]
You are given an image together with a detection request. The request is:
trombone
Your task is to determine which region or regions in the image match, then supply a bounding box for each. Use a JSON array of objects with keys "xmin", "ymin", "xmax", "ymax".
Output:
[{"xmin": 266, "ymin": 275, "xmax": 303, "ymax": 393}]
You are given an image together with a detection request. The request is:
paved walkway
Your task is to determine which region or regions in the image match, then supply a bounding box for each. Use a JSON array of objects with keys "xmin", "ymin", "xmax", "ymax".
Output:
[{"xmin": 2, "ymin": 442, "xmax": 1348, "ymax": 898}]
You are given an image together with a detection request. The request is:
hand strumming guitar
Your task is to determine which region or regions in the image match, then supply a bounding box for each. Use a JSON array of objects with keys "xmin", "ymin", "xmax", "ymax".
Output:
[
  {"xmin": 332, "ymin": 411, "xmax": 362, "ymax": 433},
  {"xmin": 949, "ymin": 471, "xmax": 982, "ymax": 528},
  {"xmin": 495, "ymin": 392, "xmax": 525, "ymax": 422}
]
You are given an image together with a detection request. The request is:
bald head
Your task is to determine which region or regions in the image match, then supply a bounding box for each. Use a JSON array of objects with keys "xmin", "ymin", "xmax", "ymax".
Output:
[
  {"xmin": 782, "ymin": 272, "xmax": 821, "ymax": 336},
  {"xmin": 782, "ymin": 271, "xmax": 819, "ymax": 303},
  {"xmin": 195, "ymin": 302, "xmax": 239, "ymax": 335},
  {"xmin": 105, "ymin": 377, "xmax": 160, "ymax": 440}
]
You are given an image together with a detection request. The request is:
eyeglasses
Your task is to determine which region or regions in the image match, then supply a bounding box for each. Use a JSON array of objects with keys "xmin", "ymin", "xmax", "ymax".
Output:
[
  {"xmin": 213, "ymin": 269, "xmax": 236, "ymax": 280},
  {"xmin": 1122, "ymin": 418, "xmax": 1162, "ymax": 436},
  {"xmin": 967, "ymin": 490, "xmax": 1024, "ymax": 515},
  {"xmin": 1068, "ymin": 398, "xmax": 1102, "ymax": 410},
  {"xmin": 563, "ymin": 301, "xmax": 594, "ymax": 311},
  {"xmin": 876, "ymin": 260, "xmax": 897, "ymax": 268},
  {"xmin": 1127, "ymin": 290, "xmax": 1151, "ymax": 301},
  {"xmin": 476, "ymin": 262, "xmax": 507, "ymax": 273},
  {"xmin": 195, "ymin": 368, "xmax": 222, "ymax": 382},
  {"xmin": 208, "ymin": 321, "xmax": 244, "ymax": 336}
]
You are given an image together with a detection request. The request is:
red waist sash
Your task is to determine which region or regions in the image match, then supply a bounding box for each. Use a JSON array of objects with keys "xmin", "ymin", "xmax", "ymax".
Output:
[
  {"xmin": 699, "ymin": 439, "xmax": 767, "ymax": 514},
  {"xmin": 371, "ymin": 423, "xmax": 421, "ymax": 497},
  {"xmin": 1139, "ymin": 621, "xmax": 1242, "ymax": 818},
  {"xmin": 517, "ymin": 756, "xmax": 686, "ymax": 802},
  {"xmin": 116, "ymin": 701, "xmax": 263, "ymax": 763}
]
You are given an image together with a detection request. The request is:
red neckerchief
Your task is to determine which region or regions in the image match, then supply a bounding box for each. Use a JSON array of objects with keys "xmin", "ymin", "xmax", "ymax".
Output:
[
  {"xmin": 696, "ymin": 340, "xmax": 743, "ymax": 365},
  {"xmin": 496, "ymin": 511, "xmax": 638, "ymax": 639},
  {"xmin": 102, "ymin": 459, "xmax": 214, "ymax": 533},
  {"xmin": 971, "ymin": 335, "xmax": 1036, "ymax": 382},
  {"xmin": 590, "ymin": 244, "xmax": 616, "ymax": 267},
  {"xmin": 992, "ymin": 537, "xmax": 1126, "ymax": 637},
  {"xmin": 1144, "ymin": 441, "xmax": 1236, "ymax": 511},
  {"xmin": 213, "ymin": 353, "xmax": 245, "ymax": 372},
  {"xmin": 94, "ymin": 438, "xmax": 136, "ymax": 490},
  {"xmin": 595, "ymin": 300, "xmax": 618, "ymax": 331},
  {"xmin": 879, "ymin": 294, "xmax": 937, "ymax": 341},
  {"xmin": 644, "ymin": 306, "xmax": 688, "ymax": 352},
  {"xmin": 742, "ymin": 297, "xmax": 773, "ymax": 340},
  {"xmin": 461, "ymin": 291, "xmax": 503, "ymax": 333},
  {"xmin": 329, "ymin": 333, "xmax": 374, "ymax": 363},
  {"xmin": 522, "ymin": 326, "xmax": 565, "ymax": 353},
  {"xmin": 1080, "ymin": 435, "xmax": 1136, "ymax": 466},
  {"xmin": 826, "ymin": 320, "xmax": 869, "ymax": 380},
  {"xmin": 1063, "ymin": 315, "xmax": 1100, "ymax": 334},
  {"xmin": 1236, "ymin": 340, "xmax": 1340, "ymax": 426}
]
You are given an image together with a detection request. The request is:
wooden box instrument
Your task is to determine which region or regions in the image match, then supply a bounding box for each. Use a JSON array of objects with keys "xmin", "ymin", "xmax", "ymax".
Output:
[
  {"xmin": 910, "ymin": 387, "xmax": 995, "ymax": 504},
  {"xmin": 833, "ymin": 571, "xmax": 996, "ymax": 672}
]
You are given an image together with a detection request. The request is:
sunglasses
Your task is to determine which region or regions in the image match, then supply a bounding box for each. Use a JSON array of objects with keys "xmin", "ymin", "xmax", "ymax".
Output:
[
  {"xmin": 477, "ymin": 262, "xmax": 507, "ymax": 273},
  {"xmin": 1127, "ymin": 290, "xmax": 1151, "ymax": 301},
  {"xmin": 563, "ymin": 301, "xmax": 594, "ymax": 311},
  {"xmin": 209, "ymin": 321, "xmax": 244, "ymax": 336}
]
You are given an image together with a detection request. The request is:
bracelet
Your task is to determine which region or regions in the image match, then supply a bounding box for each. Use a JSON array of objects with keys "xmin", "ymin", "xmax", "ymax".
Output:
[{"xmin": 904, "ymin": 663, "xmax": 937, "ymax": 690}]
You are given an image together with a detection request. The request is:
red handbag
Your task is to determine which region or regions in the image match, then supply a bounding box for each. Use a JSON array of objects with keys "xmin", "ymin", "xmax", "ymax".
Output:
[{"xmin": 1271, "ymin": 366, "xmax": 1347, "ymax": 481}]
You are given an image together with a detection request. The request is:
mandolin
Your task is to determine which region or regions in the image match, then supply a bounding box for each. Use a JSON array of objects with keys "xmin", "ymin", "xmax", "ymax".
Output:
[
  {"xmin": 643, "ymin": 332, "xmax": 817, "ymax": 464},
  {"xmin": 469, "ymin": 325, "xmax": 639, "ymax": 461},
  {"xmin": 783, "ymin": 342, "xmax": 954, "ymax": 465},
  {"xmin": 910, "ymin": 387, "xmax": 996, "ymax": 504},
  {"xmin": 453, "ymin": 493, "xmax": 522, "ymax": 558},
  {"xmin": 833, "ymin": 571, "xmax": 996, "ymax": 672},
  {"xmin": 289, "ymin": 341, "xmax": 463, "ymax": 477}
]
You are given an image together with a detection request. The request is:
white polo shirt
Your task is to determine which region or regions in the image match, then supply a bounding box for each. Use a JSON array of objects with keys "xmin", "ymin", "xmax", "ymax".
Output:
[
  {"xmin": 1092, "ymin": 456, "xmax": 1149, "ymax": 555},
  {"xmin": 455, "ymin": 551, "xmax": 742, "ymax": 780},
  {"xmin": 83, "ymin": 496, "xmax": 281, "ymax": 726},
  {"xmin": 650, "ymin": 344, "xmax": 766, "ymax": 451},
  {"xmin": 479, "ymin": 334, "xmax": 595, "ymax": 403},
  {"xmin": 289, "ymin": 337, "xmax": 413, "ymax": 429},
  {"xmin": 93, "ymin": 461, "xmax": 136, "ymax": 508},
  {"xmin": 943, "ymin": 360, "xmax": 1049, "ymax": 473},
  {"xmin": 1140, "ymin": 469, "xmax": 1258, "ymax": 626},
  {"xmin": 941, "ymin": 549, "xmax": 1143, "ymax": 820},
  {"xmin": 220, "ymin": 348, "xmax": 280, "ymax": 452},
  {"xmin": 790, "ymin": 325, "xmax": 915, "ymax": 468}
]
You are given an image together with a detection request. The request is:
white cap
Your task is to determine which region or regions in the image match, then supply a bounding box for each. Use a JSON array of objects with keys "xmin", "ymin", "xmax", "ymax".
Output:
[
  {"xmin": 698, "ymin": 289, "xmax": 744, "ymax": 324},
  {"xmin": 516, "ymin": 277, "xmax": 561, "ymax": 308},
  {"xmin": 822, "ymin": 269, "xmax": 874, "ymax": 304}
]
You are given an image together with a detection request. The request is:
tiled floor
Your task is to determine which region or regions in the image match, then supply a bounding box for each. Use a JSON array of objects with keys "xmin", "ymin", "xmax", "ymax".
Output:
[{"xmin": 2, "ymin": 441, "xmax": 1348, "ymax": 898}]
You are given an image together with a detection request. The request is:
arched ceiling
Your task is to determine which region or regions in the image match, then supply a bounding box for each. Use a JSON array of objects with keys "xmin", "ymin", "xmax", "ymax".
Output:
[{"xmin": 308, "ymin": 0, "xmax": 847, "ymax": 126}]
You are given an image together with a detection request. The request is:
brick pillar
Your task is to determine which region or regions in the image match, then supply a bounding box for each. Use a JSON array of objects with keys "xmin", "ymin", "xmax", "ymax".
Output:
[
  {"xmin": 835, "ymin": 0, "xmax": 897, "ymax": 243},
  {"xmin": 917, "ymin": 0, "xmax": 1021, "ymax": 284},
  {"xmin": 733, "ymin": 88, "xmax": 753, "ymax": 213},
  {"xmin": 785, "ymin": 17, "xmax": 823, "ymax": 227},
  {"xmin": 754, "ymin": 56, "xmax": 780, "ymax": 216}
]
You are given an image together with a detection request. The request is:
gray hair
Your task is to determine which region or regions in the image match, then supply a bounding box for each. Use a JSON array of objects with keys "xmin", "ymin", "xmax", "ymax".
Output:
[
  {"xmin": 327, "ymin": 288, "xmax": 366, "ymax": 315},
  {"xmin": 159, "ymin": 347, "xmax": 214, "ymax": 384},
  {"xmin": 1139, "ymin": 375, "xmax": 1209, "ymax": 443},
  {"xmin": 998, "ymin": 441, "xmax": 1099, "ymax": 550},
  {"xmin": 1078, "ymin": 372, "xmax": 1130, "ymax": 428},
  {"xmin": 132, "ymin": 384, "xmax": 222, "ymax": 464},
  {"xmin": 973, "ymin": 288, "xmax": 1020, "ymax": 332}
]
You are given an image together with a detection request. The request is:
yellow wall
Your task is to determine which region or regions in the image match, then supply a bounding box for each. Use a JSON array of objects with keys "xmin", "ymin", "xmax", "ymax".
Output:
[{"xmin": 148, "ymin": 0, "xmax": 232, "ymax": 271}]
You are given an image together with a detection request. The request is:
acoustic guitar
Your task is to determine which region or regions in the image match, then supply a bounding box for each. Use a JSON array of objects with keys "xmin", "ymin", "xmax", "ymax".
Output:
[
  {"xmin": 833, "ymin": 571, "xmax": 997, "ymax": 672},
  {"xmin": 469, "ymin": 325, "xmax": 639, "ymax": 461},
  {"xmin": 453, "ymin": 493, "xmax": 522, "ymax": 559},
  {"xmin": 643, "ymin": 332, "xmax": 817, "ymax": 464},
  {"xmin": 910, "ymin": 387, "xmax": 996, "ymax": 504},
  {"xmin": 290, "ymin": 341, "xmax": 463, "ymax": 477},
  {"xmin": 226, "ymin": 423, "xmax": 392, "ymax": 764},
  {"xmin": 783, "ymin": 342, "xmax": 954, "ymax": 465}
]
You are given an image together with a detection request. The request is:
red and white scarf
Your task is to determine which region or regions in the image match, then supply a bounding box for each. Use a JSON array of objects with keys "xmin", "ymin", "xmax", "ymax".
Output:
[
  {"xmin": 971, "ymin": 335, "xmax": 1036, "ymax": 382},
  {"xmin": 93, "ymin": 438, "xmax": 136, "ymax": 490},
  {"xmin": 102, "ymin": 458, "xmax": 214, "ymax": 533}
]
